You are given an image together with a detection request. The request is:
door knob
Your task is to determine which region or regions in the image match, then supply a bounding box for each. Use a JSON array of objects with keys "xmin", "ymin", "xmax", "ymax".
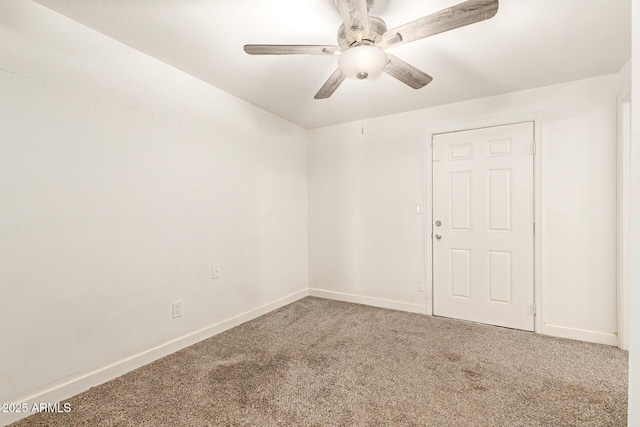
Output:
[{"xmin": 435, "ymin": 233, "xmax": 442, "ymax": 240}]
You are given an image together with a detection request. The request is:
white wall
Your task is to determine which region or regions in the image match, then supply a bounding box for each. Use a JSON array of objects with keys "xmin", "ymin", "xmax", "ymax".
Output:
[
  {"xmin": 627, "ymin": 0, "xmax": 640, "ymax": 423},
  {"xmin": 309, "ymin": 74, "xmax": 620, "ymax": 345},
  {"xmin": 0, "ymin": 1, "xmax": 308, "ymax": 420}
]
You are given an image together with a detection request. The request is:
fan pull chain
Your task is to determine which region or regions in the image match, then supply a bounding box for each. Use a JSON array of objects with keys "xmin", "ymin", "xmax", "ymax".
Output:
[{"xmin": 361, "ymin": 90, "xmax": 365, "ymax": 136}]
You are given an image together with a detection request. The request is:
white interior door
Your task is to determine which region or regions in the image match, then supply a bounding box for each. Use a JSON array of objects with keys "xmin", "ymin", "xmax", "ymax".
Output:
[{"xmin": 432, "ymin": 122, "xmax": 535, "ymax": 331}]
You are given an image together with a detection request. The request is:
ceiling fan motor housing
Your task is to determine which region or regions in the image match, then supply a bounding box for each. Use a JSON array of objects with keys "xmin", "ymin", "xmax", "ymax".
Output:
[{"xmin": 337, "ymin": 16, "xmax": 387, "ymax": 48}]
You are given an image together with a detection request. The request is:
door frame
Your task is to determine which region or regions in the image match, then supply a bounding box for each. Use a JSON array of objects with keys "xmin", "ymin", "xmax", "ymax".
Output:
[
  {"xmin": 424, "ymin": 113, "xmax": 543, "ymax": 334},
  {"xmin": 618, "ymin": 91, "xmax": 631, "ymax": 350}
]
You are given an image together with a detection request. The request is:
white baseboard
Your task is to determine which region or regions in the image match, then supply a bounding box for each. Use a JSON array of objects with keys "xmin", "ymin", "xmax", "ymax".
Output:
[
  {"xmin": 1, "ymin": 288, "xmax": 309, "ymax": 427},
  {"xmin": 309, "ymin": 290, "xmax": 620, "ymax": 347},
  {"xmin": 309, "ymin": 288, "xmax": 427, "ymax": 314},
  {"xmin": 542, "ymin": 323, "xmax": 618, "ymax": 346}
]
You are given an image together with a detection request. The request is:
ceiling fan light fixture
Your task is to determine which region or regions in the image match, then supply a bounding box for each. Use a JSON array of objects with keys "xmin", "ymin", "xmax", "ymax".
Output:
[
  {"xmin": 245, "ymin": 0, "xmax": 499, "ymax": 98},
  {"xmin": 338, "ymin": 45, "xmax": 388, "ymax": 80}
]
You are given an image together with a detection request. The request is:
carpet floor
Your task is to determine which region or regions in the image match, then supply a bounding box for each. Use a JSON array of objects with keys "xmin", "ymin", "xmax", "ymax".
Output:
[{"xmin": 12, "ymin": 297, "xmax": 628, "ymax": 426}]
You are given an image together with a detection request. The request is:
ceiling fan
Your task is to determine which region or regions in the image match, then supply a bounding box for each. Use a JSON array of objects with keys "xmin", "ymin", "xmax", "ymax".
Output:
[{"xmin": 244, "ymin": 0, "xmax": 499, "ymax": 99}]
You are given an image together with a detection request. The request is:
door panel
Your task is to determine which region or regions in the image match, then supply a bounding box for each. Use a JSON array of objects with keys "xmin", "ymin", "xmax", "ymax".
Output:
[
  {"xmin": 488, "ymin": 250, "xmax": 511, "ymax": 303},
  {"xmin": 450, "ymin": 172, "xmax": 471, "ymax": 230},
  {"xmin": 432, "ymin": 122, "xmax": 534, "ymax": 331},
  {"xmin": 487, "ymin": 169, "xmax": 511, "ymax": 231},
  {"xmin": 450, "ymin": 248, "xmax": 471, "ymax": 298}
]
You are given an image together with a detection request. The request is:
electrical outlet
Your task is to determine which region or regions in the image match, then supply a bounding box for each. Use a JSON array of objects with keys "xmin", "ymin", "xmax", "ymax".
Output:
[
  {"xmin": 416, "ymin": 280, "xmax": 425, "ymax": 292},
  {"xmin": 212, "ymin": 264, "xmax": 221, "ymax": 279},
  {"xmin": 172, "ymin": 301, "xmax": 183, "ymax": 318}
]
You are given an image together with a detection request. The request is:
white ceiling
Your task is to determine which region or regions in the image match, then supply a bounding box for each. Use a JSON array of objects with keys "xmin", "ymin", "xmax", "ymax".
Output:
[{"xmin": 33, "ymin": 0, "xmax": 631, "ymax": 129}]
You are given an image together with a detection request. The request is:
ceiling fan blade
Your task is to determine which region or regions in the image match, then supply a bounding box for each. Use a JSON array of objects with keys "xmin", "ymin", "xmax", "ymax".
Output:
[
  {"xmin": 314, "ymin": 68, "xmax": 346, "ymax": 99},
  {"xmin": 336, "ymin": 0, "xmax": 370, "ymax": 43},
  {"xmin": 378, "ymin": 0, "xmax": 498, "ymax": 48},
  {"xmin": 384, "ymin": 54, "xmax": 433, "ymax": 89},
  {"xmin": 244, "ymin": 45, "xmax": 340, "ymax": 55}
]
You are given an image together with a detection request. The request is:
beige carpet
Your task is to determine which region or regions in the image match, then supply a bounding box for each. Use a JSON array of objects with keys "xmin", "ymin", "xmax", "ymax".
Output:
[{"xmin": 12, "ymin": 297, "xmax": 628, "ymax": 426}]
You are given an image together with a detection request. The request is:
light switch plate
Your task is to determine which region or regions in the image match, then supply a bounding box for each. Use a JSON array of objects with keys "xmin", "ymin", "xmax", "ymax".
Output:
[{"xmin": 172, "ymin": 301, "xmax": 183, "ymax": 318}]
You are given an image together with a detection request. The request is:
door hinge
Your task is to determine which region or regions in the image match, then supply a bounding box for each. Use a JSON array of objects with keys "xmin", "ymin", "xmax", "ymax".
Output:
[
  {"xmin": 533, "ymin": 142, "xmax": 537, "ymax": 154},
  {"xmin": 533, "ymin": 222, "xmax": 535, "ymax": 234},
  {"xmin": 533, "ymin": 302, "xmax": 537, "ymax": 315}
]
